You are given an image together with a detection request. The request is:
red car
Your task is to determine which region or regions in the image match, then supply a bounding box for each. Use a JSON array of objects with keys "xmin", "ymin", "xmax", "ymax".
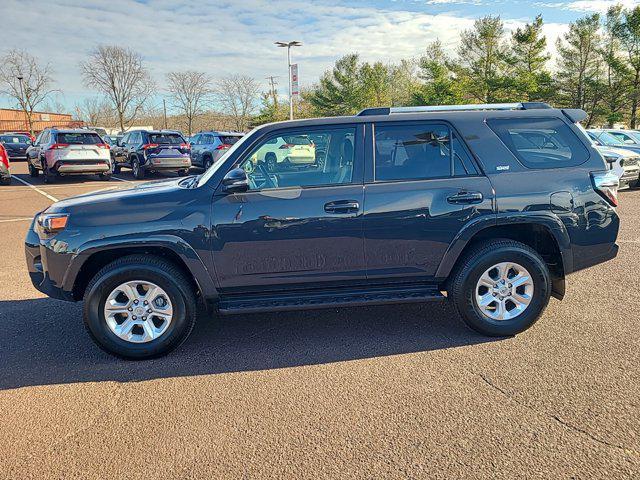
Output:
[{"xmin": 0, "ymin": 143, "xmax": 11, "ymax": 185}]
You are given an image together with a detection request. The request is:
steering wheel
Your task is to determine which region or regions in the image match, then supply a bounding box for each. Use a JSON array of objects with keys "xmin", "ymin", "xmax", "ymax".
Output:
[{"xmin": 255, "ymin": 162, "xmax": 277, "ymax": 189}]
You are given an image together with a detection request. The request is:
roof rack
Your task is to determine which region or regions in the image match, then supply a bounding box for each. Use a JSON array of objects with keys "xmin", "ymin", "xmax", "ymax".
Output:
[{"xmin": 357, "ymin": 102, "xmax": 552, "ymax": 116}]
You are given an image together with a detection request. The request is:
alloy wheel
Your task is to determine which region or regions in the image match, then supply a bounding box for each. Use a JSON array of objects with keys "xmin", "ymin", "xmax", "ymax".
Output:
[{"xmin": 474, "ymin": 262, "xmax": 534, "ymax": 321}]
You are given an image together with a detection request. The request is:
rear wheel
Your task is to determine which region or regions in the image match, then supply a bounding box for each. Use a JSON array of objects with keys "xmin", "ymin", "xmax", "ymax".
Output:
[
  {"xmin": 28, "ymin": 162, "xmax": 39, "ymax": 178},
  {"xmin": 83, "ymin": 255, "xmax": 197, "ymax": 359},
  {"xmin": 0, "ymin": 176, "xmax": 10, "ymax": 186},
  {"xmin": 99, "ymin": 172, "xmax": 111, "ymax": 181},
  {"xmin": 449, "ymin": 239, "xmax": 551, "ymax": 336},
  {"xmin": 113, "ymin": 164, "xmax": 121, "ymax": 174},
  {"xmin": 43, "ymin": 165, "xmax": 56, "ymax": 184},
  {"xmin": 204, "ymin": 156, "xmax": 213, "ymax": 170},
  {"xmin": 629, "ymin": 179, "xmax": 639, "ymax": 189},
  {"xmin": 132, "ymin": 157, "xmax": 145, "ymax": 179}
]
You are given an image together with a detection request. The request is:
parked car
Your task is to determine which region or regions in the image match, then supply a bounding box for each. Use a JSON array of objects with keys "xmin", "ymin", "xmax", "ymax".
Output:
[
  {"xmin": 599, "ymin": 128, "xmax": 640, "ymax": 147},
  {"xmin": 0, "ymin": 143, "xmax": 11, "ymax": 185},
  {"xmin": 26, "ymin": 129, "xmax": 112, "ymax": 183},
  {"xmin": 26, "ymin": 102, "xmax": 620, "ymax": 359},
  {"xmin": 111, "ymin": 130, "xmax": 191, "ymax": 179},
  {"xmin": 190, "ymin": 131, "xmax": 243, "ymax": 169},
  {"xmin": 0, "ymin": 133, "xmax": 31, "ymax": 160},
  {"xmin": 594, "ymin": 145, "xmax": 639, "ymax": 189},
  {"xmin": 587, "ymin": 129, "xmax": 640, "ymax": 154},
  {"xmin": 250, "ymin": 134, "xmax": 316, "ymax": 171}
]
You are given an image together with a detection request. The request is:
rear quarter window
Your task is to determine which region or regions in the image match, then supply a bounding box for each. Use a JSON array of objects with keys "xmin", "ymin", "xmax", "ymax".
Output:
[{"xmin": 487, "ymin": 117, "xmax": 589, "ymax": 169}]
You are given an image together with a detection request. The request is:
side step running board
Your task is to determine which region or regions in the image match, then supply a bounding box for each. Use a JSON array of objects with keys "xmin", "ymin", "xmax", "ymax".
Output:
[{"xmin": 218, "ymin": 285, "xmax": 445, "ymax": 315}]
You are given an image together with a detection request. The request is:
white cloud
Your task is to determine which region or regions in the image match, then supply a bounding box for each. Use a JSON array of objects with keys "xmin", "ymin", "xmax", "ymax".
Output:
[{"xmin": 536, "ymin": 0, "xmax": 639, "ymax": 12}]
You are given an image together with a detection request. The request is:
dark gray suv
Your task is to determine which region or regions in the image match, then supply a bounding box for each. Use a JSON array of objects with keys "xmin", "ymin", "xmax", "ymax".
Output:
[{"xmin": 26, "ymin": 103, "xmax": 620, "ymax": 359}]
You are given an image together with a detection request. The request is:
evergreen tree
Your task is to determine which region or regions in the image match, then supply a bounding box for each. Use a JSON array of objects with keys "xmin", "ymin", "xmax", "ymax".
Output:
[
  {"xmin": 601, "ymin": 6, "xmax": 631, "ymax": 127},
  {"xmin": 306, "ymin": 54, "xmax": 365, "ymax": 116},
  {"xmin": 611, "ymin": 5, "xmax": 640, "ymax": 127},
  {"xmin": 411, "ymin": 41, "xmax": 464, "ymax": 105}
]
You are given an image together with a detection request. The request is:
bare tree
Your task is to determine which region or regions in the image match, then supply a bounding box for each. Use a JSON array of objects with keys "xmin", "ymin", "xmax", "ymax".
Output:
[
  {"xmin": 216, "ymin": 74, "xmax": 260, "ymax": 131},
  {"xmin": 73, "ymin": 97, "xmax": 115, "ymax": 126},
  {"xmin": 80, "ymin": 45, "xmax": 155, "ymax": 133},
  {"xmin": 166, "ymin": 71, "xmax": 212, "ymax": 136},
  {"xmin": 0, "ymin": 49, "xmax": 56, "ymax": 136}
]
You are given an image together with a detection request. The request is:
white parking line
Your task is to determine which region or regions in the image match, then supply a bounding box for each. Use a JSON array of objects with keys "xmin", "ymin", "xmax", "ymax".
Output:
[
  {"xmin": 0, "ymin": 217, "xmax": 33, "ymax": 223},
  {"xmin": 112, "ymin": 176, "xmax": 133, "ymax": 183},
  {"xmin": 11, "ymin": 176, "xmax": 59, "ymax": 202}
]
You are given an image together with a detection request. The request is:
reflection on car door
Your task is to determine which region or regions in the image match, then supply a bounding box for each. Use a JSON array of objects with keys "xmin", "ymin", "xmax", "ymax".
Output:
[
  {"xmin": 211, "ymin": 125, "xmax": 366, "ymax": 291},
  {"xmin": 363, "ymin": 121, "xmax": 495, "ymax": 281}
]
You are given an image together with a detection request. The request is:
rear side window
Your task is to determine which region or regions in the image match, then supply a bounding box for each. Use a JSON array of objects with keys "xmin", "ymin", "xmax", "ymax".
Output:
[
  {"xmin": 56, "ymin": 132, "xmax": 103, "ymax": 145},
  {"xmin": 219, "ymin": 135, "xmax": 242, "ymax": 145},
  {"xmin": 374, "ymin": 123, "xmax": 477, "ymax": 181},
  {"xmin": 487, "ymin": 117, "xmax": 589, "ymax": 169},
  {"xmin": 149, "ymin": 133, "xmax": 185, "ymax": 145}
]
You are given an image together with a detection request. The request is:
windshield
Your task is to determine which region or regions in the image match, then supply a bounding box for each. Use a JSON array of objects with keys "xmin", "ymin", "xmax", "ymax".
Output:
[
  {"xmin": 198, "ymin": 128, "xmax": 257, "ymax": 186},
  {"xmin": 590, "ymin": 131, "xmax": 624, "ymax": 146},
  {"xmin": 0, "ymin": 134, "xmax": 30, "ymax": 144}
]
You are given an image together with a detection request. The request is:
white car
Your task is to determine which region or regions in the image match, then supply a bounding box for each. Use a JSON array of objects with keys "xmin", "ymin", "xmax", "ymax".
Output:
[
  {"xmin": 595, "ymin": 145, "xmax": 639, "ymax": 189},
  {"xmin": 251, "ymin": 135, "xmax": 316, "ymax": 171}
]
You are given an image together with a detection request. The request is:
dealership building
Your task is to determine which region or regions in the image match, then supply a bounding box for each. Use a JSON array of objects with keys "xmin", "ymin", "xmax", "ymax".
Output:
[{"xmin": 0, "ymin": 108, "xmax": 82, "ymax": 134}]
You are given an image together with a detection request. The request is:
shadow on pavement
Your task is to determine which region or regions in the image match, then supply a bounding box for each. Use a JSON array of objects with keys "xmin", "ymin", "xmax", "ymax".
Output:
[{"xmin": 0, "ymin": 297, "xmax": 499, "ymax": 390}]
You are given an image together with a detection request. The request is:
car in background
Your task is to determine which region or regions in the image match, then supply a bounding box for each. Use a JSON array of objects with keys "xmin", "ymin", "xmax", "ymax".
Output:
[
  {"xmin": 0, "ymin": 143, "xmax": 11, "ymax": 185},
  {"xmin": 0, "ymin": 133, "xmax": 32, "ymax": 161},
  {"xmin": 251, "ymin": 134, "xmax": 316, "ymax": 172},
  {"xmin": 585, "ymin": 129, "xmax": 640, "ymax": 188},
  {"xmin": 601, "ymin": 128, "xmax": 640, "ymax": 147},
  {"xmin": 587, "ymin": 129, "xmax": 640, "ymax": 154},
  {"xmin": 111, "ymin": 130, "xmax": 191, "ymax": 179},
  {"xmin": 26, "ymin": 128, "xmax": 112, "ymax": 183},
  {"xmin": 190, "ymin": 131, "xmax": 244, "ymax": 169}
]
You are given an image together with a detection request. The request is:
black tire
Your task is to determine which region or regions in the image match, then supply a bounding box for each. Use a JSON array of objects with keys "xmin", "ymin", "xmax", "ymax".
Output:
[
  {"xmin": 113, "ymin": 164, "xmax": 121, "ymax": 174},
  {"xmin": 0, "ymin": 176, "xmax": 10, "ymax": 186},
  {"xmin": 83, "ymin": 255, "xmax": 197, "ymax": 359},
  {"xmin": 449, "ymin": 239, "xmax": 551, "ymax": 337},
  {"xmin": 132, "ymin": 157, "xmax": 145, "ymax": 179},
  {"xmin": 28, "ymin": 162, "xmax": 39, "ymax": 178},
  {"xmin": 43, "ymin": 165, "xmax": 55, "ymax": 184},
  {"xmin": 177, "ymin": 169, "xmax": 189, "ymax": 177},
  {"xmin": 629, "ymin": 179, "xmax": 639, "ymax": 189},
  {"xmin": 265, "ymin": 153, "xmax": 277, "ymax": 172},
  {"xmin": 204, "ymin": 156, "xmax": 213, "ymax": 170},
  {"xmin": 99, "ymin": 172, "xmax": 111, "ymax": 181}
]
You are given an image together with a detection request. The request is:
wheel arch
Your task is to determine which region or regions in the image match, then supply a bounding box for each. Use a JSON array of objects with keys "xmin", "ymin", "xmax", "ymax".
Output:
[{"xmin": 437, "ymin": 215, "xmax": 571, "ymax": 300}]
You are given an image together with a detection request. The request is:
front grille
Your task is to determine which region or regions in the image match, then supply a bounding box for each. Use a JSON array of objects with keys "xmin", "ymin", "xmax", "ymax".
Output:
[{"xmin": 625, "ymin": 156, "xmax": 639, "ymax": 167}]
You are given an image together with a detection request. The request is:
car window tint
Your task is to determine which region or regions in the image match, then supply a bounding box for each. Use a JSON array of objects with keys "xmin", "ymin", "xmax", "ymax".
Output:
[
  {"xmin": 1, "ymin": 135, "xmax": 30, "ymax": 143},
  {"xmin": 374, "ymin": 123, "xmax": 451, "ymax": 181},
  {"xmin": 487, "ymin": 117, "xmax": 589, "ymax": 169},
  {"xmin": 239, "ymin": 127, "xmax": 356, "ymax": 190},
  {"xmin": 149, "ymin": 133, "xmax": 184, "ymax": 144},
  {"xmin": 56, "ymin": 132, "xmax": 103, "ymax": 145},
  {"xmin": 220, "ymin": 135, "xmax": 242, "ymax": 145}
]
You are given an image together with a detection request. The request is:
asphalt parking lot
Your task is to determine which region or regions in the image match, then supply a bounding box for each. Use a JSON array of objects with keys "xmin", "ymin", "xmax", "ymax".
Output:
[{"xmin": 0, "ymin": 161, "xmax": 639, "ymax": 479}]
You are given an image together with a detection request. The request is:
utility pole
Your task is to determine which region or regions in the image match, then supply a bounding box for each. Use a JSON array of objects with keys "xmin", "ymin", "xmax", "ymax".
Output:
[
  {"xmin": 275, "ymin": 41, "xmax": 302, "ymax": 120},
  {"xmin": 163, "ymin": 98, "xmax": 167, "ymax": 130},
  {"xmin": 266, "ymin": 76, "xmax": 279, "ymax": 109}
]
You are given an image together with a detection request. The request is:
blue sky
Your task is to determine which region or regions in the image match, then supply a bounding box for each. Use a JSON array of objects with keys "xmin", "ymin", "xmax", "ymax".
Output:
[{"xmin": 0, "ymin": 0, "xmax": 638, "ymax": 114}]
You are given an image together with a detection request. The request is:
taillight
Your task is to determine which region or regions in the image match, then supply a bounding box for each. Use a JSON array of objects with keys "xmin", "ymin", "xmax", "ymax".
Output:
[
  {"xmin": 180, "ymin": 143, "xmax": 191, "ymax": 150},
  {"xmin": 0, "ymin": 146, "xmax": 8, "ymax": 169},
  {"xmin": 142, "ymin": 143, "xmax": 159, "ymax": 150},
  {"xmin": 591, "ymin": 170, "xmax": 620, "ymax": 207},
  {"xmin": 216, "ymin": 144, "xmax": 232, "ymax": 150},
  {"xmin": 49, "ymin": 143, "xmax": 69, "ymax": 150},
  {"xmin": 279, "ymin": 144, "xmax": 295, "ymax": 149},
  {"xmin": 96, "ymin": 143, "xmax": 110, "ymax": 150}
]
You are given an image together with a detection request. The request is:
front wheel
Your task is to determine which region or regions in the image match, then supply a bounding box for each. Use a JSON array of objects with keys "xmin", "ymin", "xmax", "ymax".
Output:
[
  {"xmin": 449, "ymin": 239, "xmax": 551, "ymax": 336},
  {"xmin": 28, "ymin": 162, "xmax": 39, "ymax": 178},
  {"xmin": 83, "ymin": 255, "xmax": 197, "ymax": 359}
]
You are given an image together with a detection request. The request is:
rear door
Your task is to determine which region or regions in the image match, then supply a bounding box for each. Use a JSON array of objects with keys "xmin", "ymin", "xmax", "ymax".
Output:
[{"xmin": 363, "ymin": 121, "xmax": 494, "ymax": 281}]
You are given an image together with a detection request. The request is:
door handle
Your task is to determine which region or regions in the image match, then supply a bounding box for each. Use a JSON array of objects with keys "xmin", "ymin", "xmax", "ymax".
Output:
[
  {"xmin": 447, "ymin": 191, "xmax": 483, "ymax": 205},
  {"xmin": 324, "ymin": 200, "xmax": 360, "ymax": 214}
]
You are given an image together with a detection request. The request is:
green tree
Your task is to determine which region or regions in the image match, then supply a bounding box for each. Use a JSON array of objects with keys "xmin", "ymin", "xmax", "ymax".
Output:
[
  {"xmin": 505, "ymin": 15, "xmax": 553, "ymax": 101},
  {"xmin": 555, "ymin": 14, "xmax": 603, "ymax": 120},
  {"xmin": 411, "ymin": 41, "xmax": 464, "ymax": 105},
  {"xmin": 611, "ymin": 5, "xmax": 640, "ymax": 127},
  {"xmin": 600, "ymin": 6, "xmax": 631, "ymax": 127},
  {"xmin": 306, "ymin": 54, "xmax": 366, "ymax": 116},
  {"xmin": 455, "ymin": 16, "xmax": 509, "ymax": 103},
  {"xmin": 359, "ymin": 61, "xmax": 392, "ymax": 106}
]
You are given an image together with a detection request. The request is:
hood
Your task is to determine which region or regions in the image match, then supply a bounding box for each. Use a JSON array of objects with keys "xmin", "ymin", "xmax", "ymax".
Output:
[{"xmin": 595, "ymin": 145, "xmax": 639, "ymax": 158}]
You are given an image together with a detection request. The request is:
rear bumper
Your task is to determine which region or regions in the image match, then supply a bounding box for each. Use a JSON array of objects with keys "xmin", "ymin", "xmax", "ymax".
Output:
[
  {"xmin": 145, "ymin": 156, "xmax": 191, "ymax": 170},
  {"xmin": 6, "ymin": 153, "xmax": 27, "ymax": 160},
  {"xmin": 54, "ymin": 160, "xmax": 110, "ymax": 174}
]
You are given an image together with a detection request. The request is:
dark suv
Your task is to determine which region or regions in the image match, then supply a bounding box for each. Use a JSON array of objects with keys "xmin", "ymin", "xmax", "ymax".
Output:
[
  {"xmin": 190, "ymin": 131, "xmax": 244, "ymax": 170},
  {"xmin": 25, "ymin": 103, "xmax": 620, "ymax": 359},
  {"xmin": 111, "ymin": 130, "xmax": 191, "ymax": 179}
]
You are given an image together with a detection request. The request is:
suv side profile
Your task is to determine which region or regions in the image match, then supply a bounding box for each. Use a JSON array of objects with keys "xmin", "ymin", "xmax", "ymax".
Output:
[
  {"xmin": 112, "ymin": 130, "xmax": 191, "ymax": 179},
  {"xmin": 190, "ymin": 131, "xmax": 244, "ymax": 170},
  {"xmin": 25, "ymin": 103, "xmax": 620, "ymax": 359}
]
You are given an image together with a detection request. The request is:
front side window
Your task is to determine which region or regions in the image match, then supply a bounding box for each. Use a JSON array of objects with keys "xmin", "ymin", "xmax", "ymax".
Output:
[
  {"xmin": 488, "ymin": 117, "xmax": 589, "ymax": 169},
  {"xmin": 374, "ymin": 123, "xmax": 457, "ymax": 181},
  {"xmin": 237, "ymin": 127, "xmax": 356, "ymax": 190}
]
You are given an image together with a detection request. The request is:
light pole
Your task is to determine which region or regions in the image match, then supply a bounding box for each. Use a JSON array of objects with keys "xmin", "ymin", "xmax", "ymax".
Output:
[{"xmin": 275, "ymin": 41, "xmax": 302, "ymax": 120}]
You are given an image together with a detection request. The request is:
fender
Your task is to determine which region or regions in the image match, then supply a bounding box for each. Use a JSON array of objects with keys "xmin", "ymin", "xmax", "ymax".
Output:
[
  {"xmin": 62, "ymin": 234, "xmax": 218, "ymax": 300},
  {"xmin": 434, "ymin": 211, "xmax": 573, "ymax": 280}
]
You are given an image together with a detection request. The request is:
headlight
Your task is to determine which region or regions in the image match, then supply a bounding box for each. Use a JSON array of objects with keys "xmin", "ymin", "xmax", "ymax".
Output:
[{"xmin": 36, "ymin": 213, "xmax": 69, "ymax": 236}]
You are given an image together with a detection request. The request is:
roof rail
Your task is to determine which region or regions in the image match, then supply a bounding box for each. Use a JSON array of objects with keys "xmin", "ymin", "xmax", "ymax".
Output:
[{"xmin": 357, "ymin": 102, "xmax": 552, "ymax": 116}]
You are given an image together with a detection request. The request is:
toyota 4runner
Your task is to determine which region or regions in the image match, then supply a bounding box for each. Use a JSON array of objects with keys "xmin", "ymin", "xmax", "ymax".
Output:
[{"xmin": 25, "ymin": 103, "xmax": 620, "ymax": 359}]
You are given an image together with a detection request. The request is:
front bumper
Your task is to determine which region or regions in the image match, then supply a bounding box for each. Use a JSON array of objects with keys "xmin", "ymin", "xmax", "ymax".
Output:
[
  {"xmin": 620, "ymin": 168, "xmax": 639, "ymax": 187},
  {"xmin": 145, "ymin": 156, "xmax": 191, "ymax": 170},
  {"xmin": 6, "ymin": 154, "xmax": 27, "ymax": 160}
]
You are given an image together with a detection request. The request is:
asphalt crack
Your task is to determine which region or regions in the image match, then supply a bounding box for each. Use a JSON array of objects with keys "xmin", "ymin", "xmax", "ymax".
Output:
[{"xmin": 475, "ymin": 371, "xmax": 639, "ymax": 457}]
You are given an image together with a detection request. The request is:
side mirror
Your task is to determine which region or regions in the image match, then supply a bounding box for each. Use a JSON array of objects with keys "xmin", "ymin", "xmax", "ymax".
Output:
[{"xmin": 222, "ymin": 167, "xmax": 249, "ymax": 193}]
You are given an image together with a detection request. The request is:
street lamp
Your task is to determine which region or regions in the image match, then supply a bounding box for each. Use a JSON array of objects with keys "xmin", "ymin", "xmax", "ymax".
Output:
[{"xmin": 275, "ymin": 41, "xmax": 302, "ymax": 120}]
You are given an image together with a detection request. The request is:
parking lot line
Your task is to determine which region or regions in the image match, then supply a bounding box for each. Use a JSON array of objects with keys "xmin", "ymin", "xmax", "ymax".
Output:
[
  {"xmin": 112, "ymin": 176, "xmax": 133, "ymax": 183},
  {"xmin": 0, "ymin": 217, "xmax": 33, "ymax": 223},
  {"xmin": 11, "ymin": 176, "xmax": 59, "ymax": 202}
]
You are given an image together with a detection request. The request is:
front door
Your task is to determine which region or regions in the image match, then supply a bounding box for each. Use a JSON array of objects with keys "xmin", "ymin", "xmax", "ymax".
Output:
[
  {"xmin": 364, "ymin": 121, "xmax": 495, "ymax": 281},
  {"xmin": 211, "ymin": 124, "xmax": 366, "ymax": 292}
]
